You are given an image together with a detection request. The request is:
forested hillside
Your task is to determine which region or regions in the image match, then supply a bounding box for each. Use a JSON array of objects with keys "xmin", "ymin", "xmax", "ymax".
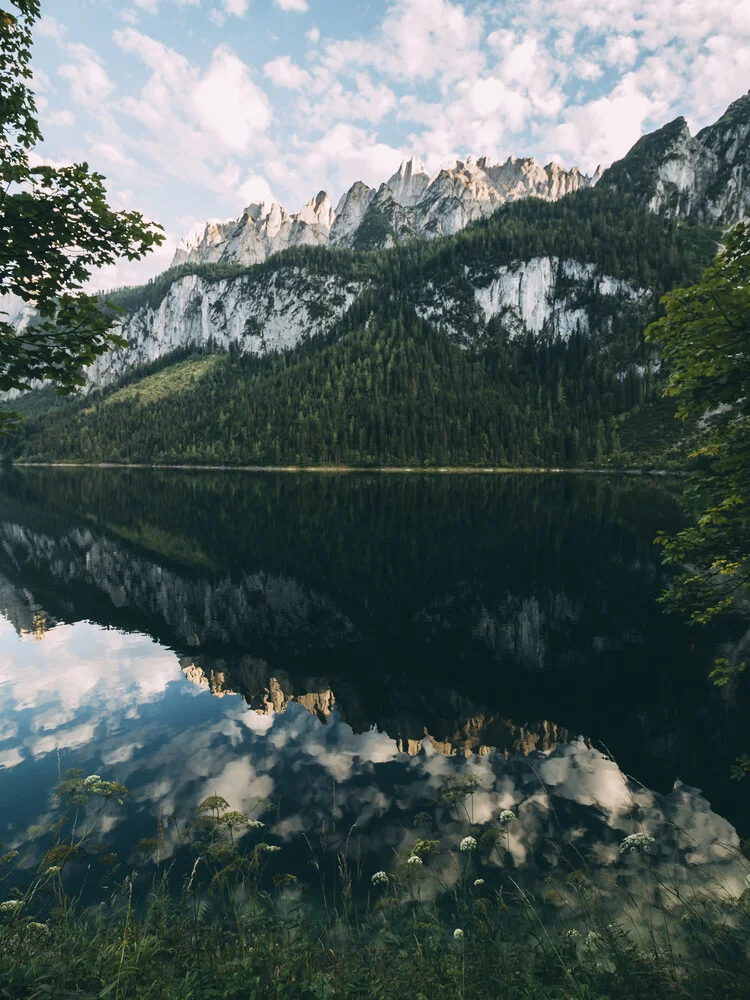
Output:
[{"xmin": 5, "ymin": 188, "xmax": 720, "ymax": 467}]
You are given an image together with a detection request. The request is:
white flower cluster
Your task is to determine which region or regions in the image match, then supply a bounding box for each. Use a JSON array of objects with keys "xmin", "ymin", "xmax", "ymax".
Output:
[
  {"xmin": 407, "ymin": 855, "xmax": 422, "ymax": 865},
  {"xmin": 473, "ymin": 878, "xmax": 484, "ymax": 886},
  {"xmin": 582, "ymin": 931, "xmax": 604, "ymax": 954},
  {"xmin": 453, "ymin": 928, "xmax": 464, "ymax": 940},
  {"xmin": 619, "ymin": 833, "xmax": 656, "ymax": 855},
  {"xmin": 83, "ymin": 775, "xmax": 101, "ymax": 787},
  {"xmin": 45, "ymin": 866, "xmax": 61, "ymax": 875},
  {"xmin": 459, "ymin": 836, "xmax": 477, "ymax": 852},
  {"xmin": 247, "ymin": 820, "xmax": 265, "ymax": 830},
  {"xmin": 499, "ymin": 810, "xmax": 516, "ymax": 824},
  {"xmin": 258, "ymin": 844, "xmax": 280, "ymax": 853},
  {"xmin": 371, "ymin": 871, "xmax": 388, "ymax": 886},
  {"xmin": 560, "ymin": 928, "xmax": 581, "ymax": 941},
  {"xmin": 0, "ymin": 900, "xmax": 22, "ymax": 914}
]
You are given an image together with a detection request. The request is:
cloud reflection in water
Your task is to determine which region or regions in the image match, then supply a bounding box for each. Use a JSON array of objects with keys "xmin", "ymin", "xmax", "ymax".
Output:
[{"xmin": 0, "ymin": 615, "xmax": 744, "ymax": 917}]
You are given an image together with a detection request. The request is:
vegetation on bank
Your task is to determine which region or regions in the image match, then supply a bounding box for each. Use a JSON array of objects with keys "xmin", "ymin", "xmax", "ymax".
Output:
[
  {"xmin": 4, "ymin": 183, "xmax": 721, "ymax": 467},
  {"xmin": 2, "ymin": 771, "xmax": 749, "ymax": 1000},
  {"xmin": 646, "ymin": 221, "xmax": 750, "ymax": 629},
  {"xmin": 5, "ymin": 300, "xmax": 692, "ymax": 468}
]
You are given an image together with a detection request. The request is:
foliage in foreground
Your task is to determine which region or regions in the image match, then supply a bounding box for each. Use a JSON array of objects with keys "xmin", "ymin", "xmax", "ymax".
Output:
[
  {"xmin": 646, "ymin": 223, "xmax": 750, "ymax": 643},
  {"xmin": 1, "ymin": 771, "xmax": 749, "ymax": 999},
  {"xmin": 0, "ymin": 0, "xmax": 163, "ymax": 429}
]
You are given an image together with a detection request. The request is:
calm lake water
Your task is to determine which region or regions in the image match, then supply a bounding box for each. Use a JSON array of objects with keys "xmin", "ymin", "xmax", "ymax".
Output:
[{"xmin": 0, "ymin": 468, "xmax": 747, "ymax": 903}]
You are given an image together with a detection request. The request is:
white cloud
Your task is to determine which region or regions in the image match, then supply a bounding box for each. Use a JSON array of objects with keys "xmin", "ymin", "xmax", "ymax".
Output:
[
  {"xmin": 545, "ymin": 74, "xmax": 660, "ymax": 172},
  {"xmin": 192, "ymin": 47, "xmax": 271, "ymax": 151},
  {"xmin": 114, "ymin": 28, "xmax": 273, "ymax": 192},
  {"xmin": 605, "ymin": 34, "xmax": 639, "ymax": 68},
  {"xmin": 263, "ymin": 55, "xmax": 312, "ymax": 89},
  {"xmin": 379, "ymin": 0, "xmax": 483, "ymax": 83},
  {"xmin": 238, "ymin": 173, "xmax": 277, "ymax": 206},
  {"xmin": 573, "ymin": 57, "xmax": 603, "ymax": 81},
  {"xmin": 133, "ymin": 0, "xmax": 159, "ymax": 13},
  {"xmin": 223, "ymin": 0, "xmax": 250, "ymax": 15},
  {"xmin": 44, "ymin": 109, "xmax": 76, "ymax": 127},
  {"xmin": 275, "ymin": 0, "xmax": 309, "ymax": 11},
  {"xmin": 31, "ymin": 66, "xmax": 54, "ymax": 93},
  {"xmin": 36, "ymin": 15, "xmax": 66, "ymax": 42},
  {"xmin": 89, "ymin": 140, "xmax": 139, "ymax": 169},
  {"xmin": 306, "ymin": 27, "xmax": 320, "ymax": 43},
  {"xmin": 58, "ymin": 44, "xmax": 115, "ymax": 108},
  {"xmin": 296, "ymin": 122, "xmax": 404, "ymax": 192}
]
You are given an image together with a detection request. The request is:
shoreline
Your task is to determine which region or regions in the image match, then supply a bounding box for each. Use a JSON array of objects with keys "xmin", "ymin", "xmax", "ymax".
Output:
[{"xmin": 6, "ymin": 461, "xmax": 687, "ymax": 476}]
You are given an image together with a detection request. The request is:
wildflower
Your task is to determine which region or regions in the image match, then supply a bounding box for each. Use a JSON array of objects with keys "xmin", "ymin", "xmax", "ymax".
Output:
[
  {"xmin": 582, "ymin": 931, "xmax": 603, "ymax": 954},
  {"xmin": 453, "ymin": 928, "xmax": 464, "ymax": 940},
  {"xmin": 28, "ymin": 922, "xmax": 50, "ymax": 936},
  {"xmin": 499, "ymin": 810, "xmax": 516, "ymax": 824},
  {"xmin": 371, "ymin": 871, "xmax": 388, "ymax": 886},
  {"xmin": 247, "ymin": 820, "xmax": 265, "ymax": 830},
  {"xmin": 258, "ymin": 844, "xmax": 280, "ymax": 853},
  {"xmin": 619, "ymin": 833, "xmax": 656, "ymax": 855},
  {"xmin": 407, "ymin": 855, "xmax": 422, "ymax": 865},
  {"xmin": 83, "ymin": 775, "xmax": 101, "ymax": 787},
  {"xmin": 459, "ymin": 836, "xmax": 477, "ymax": 852},
  {"xmin": 45, "ymin": 865, "xmax": 61, "ymax": 875},
  {"xmin": 0, "ymin": 900, "xmax": 22, "ymax": 914},
  {"xmin": 473, "ymin": 878, "xmax": 485, "ymax": 886},
  {"xmin": 560, "ymin": 928, "xmax": 581, "ymax": 941}
]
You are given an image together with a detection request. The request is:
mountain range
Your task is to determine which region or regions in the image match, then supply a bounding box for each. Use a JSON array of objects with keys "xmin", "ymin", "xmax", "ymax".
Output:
[
  {"xmin": 172, "ymin": 156, "xmax": 599, "ymax": 266},
  {"xmin": 172, "ymin": 92, "xmax": 749, "ymax": 269},
  {"xmin": 4, "ymin": 90, "xmax": 749, "ymax": 467}
]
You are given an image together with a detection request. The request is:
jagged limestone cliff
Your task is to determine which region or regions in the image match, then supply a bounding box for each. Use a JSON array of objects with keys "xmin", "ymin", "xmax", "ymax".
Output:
[
  {"xmin": 173, "ymin": 155, "xmax": 598, "ymax": 267},
  {"xmin": 599, "ymin": 91, "xmax": 750, "ymax": 225}
]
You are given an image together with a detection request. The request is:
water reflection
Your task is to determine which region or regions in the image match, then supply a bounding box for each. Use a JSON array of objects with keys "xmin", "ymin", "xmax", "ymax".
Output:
[{"xmin": 0, "ymin": 468, "xmax": 747, "ymax": 895}]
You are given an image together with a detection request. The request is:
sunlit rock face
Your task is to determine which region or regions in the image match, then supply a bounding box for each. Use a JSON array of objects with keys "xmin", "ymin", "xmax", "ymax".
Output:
[
  {"xmin": 86, "ymin": 267, "xmax": 362, "ymax": 388},
  {"xmin": 173, "ymin": 155, "xmax": 596, "ymax": 266},
  {"xmin": 171, "ymin": 192, "xmax": 336, "ymax": 267},
  {"xmin": 599, "ymin": 92, "xmax": 750, "ymax": 225},
  {"xmin": 85, "ymin": 254, "xmax": 644, "ymax": 390},
  {"xmin": 414, "ymin": 257, "xmax": 652, "ymax": 342}
]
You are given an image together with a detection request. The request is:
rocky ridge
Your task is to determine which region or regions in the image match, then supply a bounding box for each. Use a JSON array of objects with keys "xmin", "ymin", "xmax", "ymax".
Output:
[
  {"xmin": 87, "ymin": 266, "xmax": 362, "ymax": 388},
  {"xmin": 173, "ymin": 155, "xmax": 599, "ymax": 267},
  {"xmin": 172, "ymin": 91, "xmax": 750, "ymax": 269},
  {"xmin": 599, "ymin": 91, "xmax": 750, "ymax": 225}
]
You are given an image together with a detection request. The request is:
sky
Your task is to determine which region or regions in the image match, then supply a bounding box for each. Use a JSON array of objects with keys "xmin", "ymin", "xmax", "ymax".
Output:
[{"xmin": 29, "ymin": 0, "xmax": 750, "ymax": 289}]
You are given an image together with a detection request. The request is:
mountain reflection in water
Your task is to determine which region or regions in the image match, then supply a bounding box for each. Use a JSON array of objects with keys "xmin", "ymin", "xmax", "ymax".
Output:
[{"xmin": 0, "ymin": 467, "xmax": 747, "ymax": 891}]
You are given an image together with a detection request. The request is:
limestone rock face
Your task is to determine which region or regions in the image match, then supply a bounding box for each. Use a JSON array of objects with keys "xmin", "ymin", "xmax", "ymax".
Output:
[
  {"xmin": 172, "ymin": 192, "xmax": 336, "ymax": 268},
  {"xmin": 86, "ymin": 267, "xmax": 362, "ymax": 388},
  {"xmin": 599, "ymin": 91, "xmax": 750, "ymax": 225},
  {"xmin": 172, "ymin": 155, "xmax": 597, "ymax": 265}
]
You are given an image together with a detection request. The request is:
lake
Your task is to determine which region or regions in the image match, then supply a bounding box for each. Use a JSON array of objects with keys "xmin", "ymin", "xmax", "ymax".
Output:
[{"xmin": 0, "ymin": 468, "xmax": 747, "ymax": 907}]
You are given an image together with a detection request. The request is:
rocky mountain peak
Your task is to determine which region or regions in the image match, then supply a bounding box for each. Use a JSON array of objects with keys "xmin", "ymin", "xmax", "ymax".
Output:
[
  {"xmin": 386, "ymin": 157, "xmax": 430, "ymax": 206},
  {"xmin": 598, "ymin": 100, "xmax": 749, "ymax": 225},
  {"xmin": 170, "ymin": 93, "xmax": 750, "ymax": 268}
]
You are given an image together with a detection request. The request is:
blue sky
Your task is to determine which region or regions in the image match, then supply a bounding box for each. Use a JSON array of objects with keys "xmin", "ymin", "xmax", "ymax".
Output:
[{"xmin": 30, "ymin": 0, "xmax": 750, "ymax": 288}]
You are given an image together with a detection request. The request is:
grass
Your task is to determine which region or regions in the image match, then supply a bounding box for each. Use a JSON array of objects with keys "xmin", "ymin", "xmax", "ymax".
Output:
[
  {"xmin": 98, "ymin": 356, "xmax": 222, "ymax": 410},
  {"xmin": 1, "ymin": 772, "xmax": 749, "ymax": 999}
]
